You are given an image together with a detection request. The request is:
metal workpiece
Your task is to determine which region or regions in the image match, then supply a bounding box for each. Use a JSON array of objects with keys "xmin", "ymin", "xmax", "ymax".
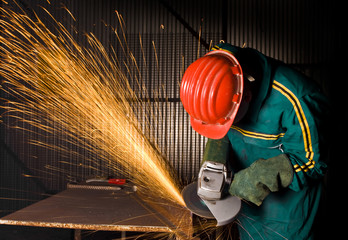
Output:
[{"xmin": 0, "ymin": 183, "xmax": 193, "ymax": 239}]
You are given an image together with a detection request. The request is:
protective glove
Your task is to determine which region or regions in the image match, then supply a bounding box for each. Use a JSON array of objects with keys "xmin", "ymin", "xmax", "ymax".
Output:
[
  {"xmin": 202, "ymin": 135, "xmax": 231, "ymax": 165},
  {"xmin": 229, "ymin": 154, "xmax": 293, "ymax": 206}
]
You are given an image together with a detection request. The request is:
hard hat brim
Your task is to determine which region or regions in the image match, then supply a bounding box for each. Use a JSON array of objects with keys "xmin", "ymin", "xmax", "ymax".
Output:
[{"xmin": 190, "ymin": 115, "xmax": 235, "ymax": 140}]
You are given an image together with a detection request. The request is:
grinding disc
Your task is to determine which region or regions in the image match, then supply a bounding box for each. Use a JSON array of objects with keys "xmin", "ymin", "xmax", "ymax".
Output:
[{"xmin": 181, "ymin": 182, "xmax": 214, "ymax": 219}]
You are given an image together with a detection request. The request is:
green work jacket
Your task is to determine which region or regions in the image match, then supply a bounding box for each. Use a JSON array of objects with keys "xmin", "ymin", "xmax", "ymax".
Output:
[{"xmin": 210, "ymin": 43, "xmax": 329, "ymax": 239}]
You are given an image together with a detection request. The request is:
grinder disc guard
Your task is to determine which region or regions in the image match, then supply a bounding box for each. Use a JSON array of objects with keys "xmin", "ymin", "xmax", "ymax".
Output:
[
  {"xmin": 182, "ymin": 182, "xmax": 241, "ymax": 226},
  {"xmin": 182, "ymin": 182, "xmax": 214, "ymax": 219}
]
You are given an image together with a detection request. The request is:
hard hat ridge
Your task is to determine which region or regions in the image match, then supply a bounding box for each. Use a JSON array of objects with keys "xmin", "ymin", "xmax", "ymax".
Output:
[{"xmin": 180, "ymin": 50, "xmax": 244, "ymax": 139}]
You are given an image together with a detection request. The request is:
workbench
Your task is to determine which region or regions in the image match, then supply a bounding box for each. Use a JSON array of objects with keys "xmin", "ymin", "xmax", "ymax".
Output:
[{"xmin": 0, "ymin": 183, "xmax": 192, "ymax": 239}]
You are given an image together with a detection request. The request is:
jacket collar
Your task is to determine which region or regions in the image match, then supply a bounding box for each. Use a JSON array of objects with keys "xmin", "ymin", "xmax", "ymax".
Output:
[{"xmin": 245, "ymin": 49, "xmax": 272, "ymax": 122}]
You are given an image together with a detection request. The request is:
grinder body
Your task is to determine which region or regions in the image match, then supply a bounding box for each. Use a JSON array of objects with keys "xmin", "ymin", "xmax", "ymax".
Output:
[{"xmin": 182, "ymin": 161, "xmax": 241, "ymax": 226}]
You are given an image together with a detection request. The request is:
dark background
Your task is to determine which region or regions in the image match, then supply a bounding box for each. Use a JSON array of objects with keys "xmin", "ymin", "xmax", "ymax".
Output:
[{"xmin": 1, "ymin": 0, "xmax": 346, "ymax": 239}]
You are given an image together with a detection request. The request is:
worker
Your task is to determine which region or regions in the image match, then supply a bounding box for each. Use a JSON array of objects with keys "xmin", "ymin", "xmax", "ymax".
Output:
[{"xmin": 180, "ymin": 43, "xmax": 329, "ymax": 239}]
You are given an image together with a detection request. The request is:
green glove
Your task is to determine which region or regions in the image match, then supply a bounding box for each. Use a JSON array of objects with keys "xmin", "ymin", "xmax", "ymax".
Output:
[
  {"xmin": 229, "ymin": 154, "xmax": 293, "ymax": 206},
  {"xmin": 202, "ymin": 135, "xmax": 231, "ymax": 165}
]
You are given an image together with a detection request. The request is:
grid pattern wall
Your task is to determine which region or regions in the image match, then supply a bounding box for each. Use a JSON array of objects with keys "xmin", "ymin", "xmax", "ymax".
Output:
[{"xmin": 1, "ymin": 0, "xmax": 343, "ymax": 215}]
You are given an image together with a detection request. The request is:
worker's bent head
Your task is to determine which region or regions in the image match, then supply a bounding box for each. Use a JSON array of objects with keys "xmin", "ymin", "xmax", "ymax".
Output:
[{"xmin": 180, "ymin": 50, "xmax": 244, "ymax": 139}]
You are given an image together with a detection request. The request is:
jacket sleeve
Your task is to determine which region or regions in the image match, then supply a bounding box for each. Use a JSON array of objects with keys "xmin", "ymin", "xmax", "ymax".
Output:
[{"xmin": 280, "ymin": 89, "xmax": 329, "ymax": 191}]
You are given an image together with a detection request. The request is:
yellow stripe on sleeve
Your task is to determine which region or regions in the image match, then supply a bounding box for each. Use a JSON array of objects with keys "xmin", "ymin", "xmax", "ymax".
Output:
[
  {"xmin": 231, "ymin": 125, "xmax": 285, "ymax": 140},
  {"xmin": 272, "ymin": 80, "xmax": 314, "ymax": 172}
]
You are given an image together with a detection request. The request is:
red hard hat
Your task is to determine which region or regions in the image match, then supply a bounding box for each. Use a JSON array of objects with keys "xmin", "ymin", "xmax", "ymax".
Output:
[{"xmin": 180, "ymin": 50, "xmax": 243, "ymax": 139}]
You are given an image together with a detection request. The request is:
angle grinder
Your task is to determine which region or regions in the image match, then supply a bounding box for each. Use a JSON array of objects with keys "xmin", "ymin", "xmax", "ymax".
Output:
[{"xmin": 182, "ymin": 161, "xmax": 241, "ymax": 226}]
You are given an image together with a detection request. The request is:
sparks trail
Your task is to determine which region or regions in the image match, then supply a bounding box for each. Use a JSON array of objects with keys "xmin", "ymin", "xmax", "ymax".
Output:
[{"xmin": 0, "ymin": 1, "xmax": 191, "ymax": 237}]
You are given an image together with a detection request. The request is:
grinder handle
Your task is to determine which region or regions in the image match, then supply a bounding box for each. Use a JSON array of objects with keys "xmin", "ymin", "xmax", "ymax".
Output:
[{"xmin": 203, "ymin": 134, "xmax": 232, "ymax": 166}]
